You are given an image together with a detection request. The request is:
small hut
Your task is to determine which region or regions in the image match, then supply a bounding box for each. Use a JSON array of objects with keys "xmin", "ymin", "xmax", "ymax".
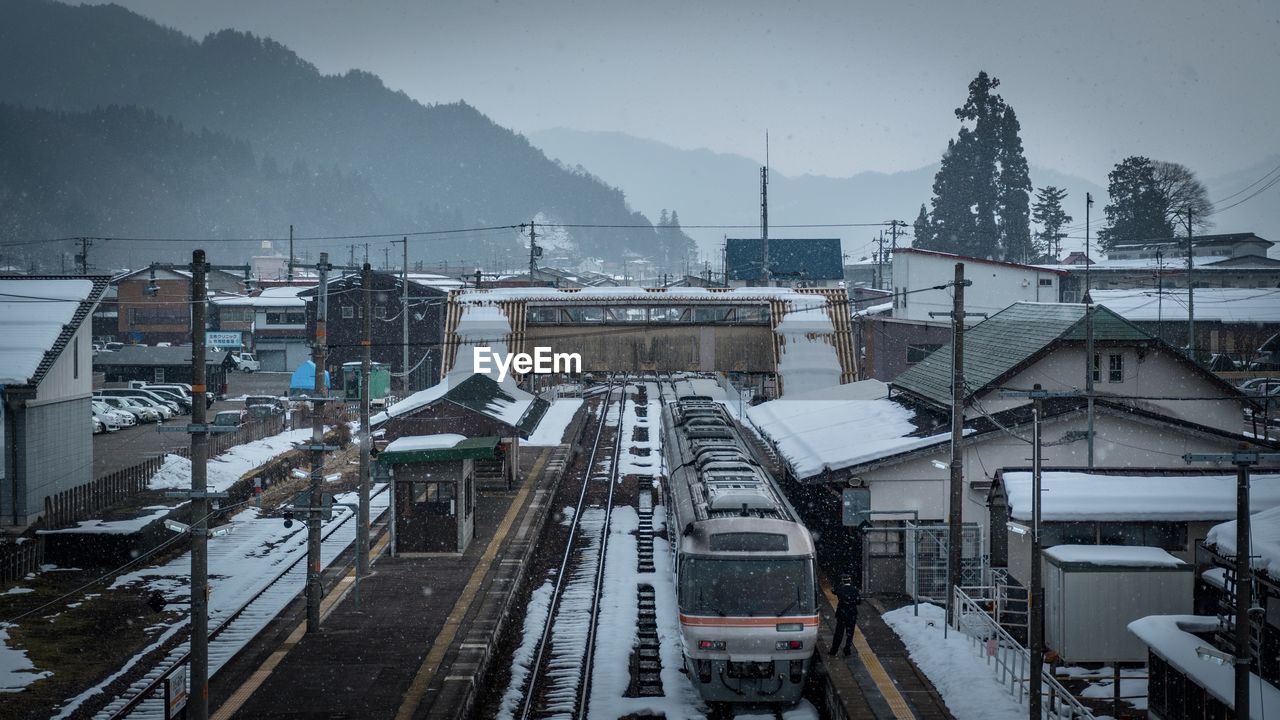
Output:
[{"xmin": 379, "ymin": 434, "xmax": 497, "ymax": 553}]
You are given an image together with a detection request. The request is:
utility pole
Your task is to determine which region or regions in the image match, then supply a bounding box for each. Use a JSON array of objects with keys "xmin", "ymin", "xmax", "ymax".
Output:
[
  {"xmin": 875, "ymin": 232, "xmax": 885, "ymax": 290},
  {"xmin": 349, "ymin": 244, "xmax": 356, "ymax": 268},
  {"xmin": 1084, "ymin": 193, "xmax": 1094, "ymax": 301},
  {"xmin": 382, "ymin": 246, "xmax": 390, "ymax": 271},
  {"xmin": 189, "ymin": 250, "xmax": 210, "ymax": 720},
  {"xmin": 357, "ymin": 262, "xmax": 372, "ymax": 581},
  {"xmin": 1156, "ymin": 248, "xmax": 1165, "ymax": 345},
  {"xmin": 760, "ymin": 166, "xmax": 770, "ymax": 286},
  {"xmin": 307, "ymin": 252, "xmax": 332, "ymax": 633},
  {"xmin": 75, "ymin": 237, "xmax": 92, "ymax": 275},
  {"xmin": 1029, "ymin": 386, "xmax": 1045, "ymax": 720},
  {"xmin": 287, "ymin": 225, "xmax": 294, "ymax": 283},
  {"xmin": 1184, "ymin": 450, "xmax": 1280, "ymax": 720},
  {"xmin": 887, "ymin": 220, "xmax": 904, "ymax": 288},
  {"xmin": 1186, "ymin": 207, "xmax": 1195, "ymax": 361},
  {"xmin": 401, "ymin": 237, "xmax": 410, "ymax": 393},
  {"xmin": 928, "ymin": 264, "xmax": 977, "ymax": 624},
  {"xmin": 1085, "ymin": 293, "xmax": 1095, "ymax": 467},
  {"xmin": 527, "ymin": 221, "xmax": 539, "ymax": 281}
]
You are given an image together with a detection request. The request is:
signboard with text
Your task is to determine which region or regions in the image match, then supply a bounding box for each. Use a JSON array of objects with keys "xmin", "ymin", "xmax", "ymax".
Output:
[{"xmin": 205, "ymin": 331, "xmax": 243, "ymax": 350}]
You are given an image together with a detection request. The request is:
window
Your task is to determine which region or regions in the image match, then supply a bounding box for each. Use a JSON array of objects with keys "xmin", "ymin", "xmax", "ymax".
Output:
[
  {"xmin": 1108, "ymin": 353, "xmax": 1124, "ymax": 382},
  {"xmin": 1092, "ymin": 353, "xmax": 1100, "ymax": 382},
  {"xmin": 1041, "ymin": 522, "xmax": 1096, "ymax": 546},
  {"xmin": 906, "ymin": 344, "xmax": 942, "ymax": 365},
  {"xmin": 265, "ymin": 310, "xmax": 306, "ymax": 325},
  {"xmin": 374, "ymin": 306, "xmax": 386, "ymax": 319},
  {"xmin": 154, "ymin": 368, "xmax": 165, "ymax": 383},
  {"xmin": 1038, "ymin": 278, "xmax": 1053, "ymax": 287},
  {"xmin": 866, "ymin": 529, "xmax": 903, "ymax": 557},
  {"xmin": 342, "ymin": 305, "xmax": 354, "ymax": 319}
]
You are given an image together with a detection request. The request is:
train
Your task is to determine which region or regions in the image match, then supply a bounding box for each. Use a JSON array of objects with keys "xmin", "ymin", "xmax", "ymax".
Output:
[{"xmin": 660, "ymin": 379, "xmax": 818, "ymax": 705}]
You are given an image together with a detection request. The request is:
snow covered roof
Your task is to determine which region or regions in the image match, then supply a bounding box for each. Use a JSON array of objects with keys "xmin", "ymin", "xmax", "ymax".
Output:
[
  {"xmin": 746, "ymin": 379, "xmax": 956, "ymax": 479},
  {"xmin": 0, "ymin": 276, "xmax": 109, "ymax": 386},
  {"xmin": 371, "ymin": 373, "xmax": 549, "ymax": 437},
  {"xmin": 1129, "ymin": 615, "xmax": 1280, "ymax": 718},
  {"xmin": 1094, "ymin": 287, "xmax": 1280, "ymax": 323},
  {"xmin": 774, "ymin": 303, "xmax": 841, "ymax": 395},
  {"xmin": 455, "ymin": 286, "xmax": 833, "ymax": 304},
  {"xmin": 1205, "ymin": 504, "xmax": 1280, "ymax": 578},
  {"xmin": 1043, "ymin": 544, "xmax": 1188, "ymax": 568},
  {"xmin": 213, "ymin": 285, "xmax": 312, "ymax": 308},
  {"xmin": 1002, "ymin": 471, "xmax": 1280, "ymax": 522},
  {"xmin": 384, "ymin": 433, "xmax": 467, "ymax": 452}
]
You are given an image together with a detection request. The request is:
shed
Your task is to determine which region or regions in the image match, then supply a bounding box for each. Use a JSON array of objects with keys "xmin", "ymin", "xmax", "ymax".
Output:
[
  {"xmin": 379, "ymin": 434, "xmax": 496, "ymax": 553},
  {"xmin": 91, "ymin": 344, "xmax": 228, "ymax": 392},
  {"xmin": 1044, "ymin": 545, "xmax": 1192, "ymax": 663}
]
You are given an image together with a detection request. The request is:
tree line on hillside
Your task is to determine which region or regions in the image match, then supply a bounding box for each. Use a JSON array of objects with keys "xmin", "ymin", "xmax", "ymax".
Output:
[
  {"xmin": 913, "ymin": 71, "xmax": 1214, "ymax": 263},
  {"xmin": 0, "ymin": 0, "xmax": 694, "ymax": 273}
]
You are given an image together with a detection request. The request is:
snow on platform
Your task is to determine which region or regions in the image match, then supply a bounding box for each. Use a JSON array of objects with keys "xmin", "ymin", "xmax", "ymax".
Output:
[
  {"xmin": 524, "ymin": 398, "xmax": 583, "ymax": 446},
  {"xmin": 1128, "ymin": 614, "xmax": 1280, "ymax": 719},
  {"xmin": 1003, "ymin": 470, "xmax": 1280, "ymax": 522},
  {"xmin": 747, "ymin": 379, "xmax": 955, "ymax": 479},
  {"xmin": 1043, "ymin": 544, "xmax": 1186, "ymax": 568}
]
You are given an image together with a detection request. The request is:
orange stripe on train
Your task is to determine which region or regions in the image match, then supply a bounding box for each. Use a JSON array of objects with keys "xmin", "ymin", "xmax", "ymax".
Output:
[{"xmin": 679, "ymin": 614, "xmax": 819, "ymax": 628}]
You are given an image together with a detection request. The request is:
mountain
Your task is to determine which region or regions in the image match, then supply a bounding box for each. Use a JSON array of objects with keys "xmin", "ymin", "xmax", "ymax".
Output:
[
  {"xmin": 1203, "ymin": 156, "xmax": 1280, "ymax": 249},
  {"xmin": 529, "ymin": 128, "xmax": 1116, "ymax": 262},
  {"xmin": 0, "ymin": 0, "xmax": 694, "ymax": 272}
]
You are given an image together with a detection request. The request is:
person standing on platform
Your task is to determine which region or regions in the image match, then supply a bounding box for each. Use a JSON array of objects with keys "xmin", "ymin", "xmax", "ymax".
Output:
[{"xmin": 829, "ymin": 574, "xmax": 861, "ymax": 656}]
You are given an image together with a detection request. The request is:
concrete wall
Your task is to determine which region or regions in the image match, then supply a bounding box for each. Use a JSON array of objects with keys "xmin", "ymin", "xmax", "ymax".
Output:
[
  {"xmin": 894, "ymin": 251, "xmax": 1061, "ymax": 324},
  {"xmin": 36, "ymin": 322, "xmax": 94, "ymax": 404},
  {"xmin": 8, "ymin": 396, "xmax": 92, "ymax": 525},
  {"xmin": 526, "ymin": 325, "xmax": 776, "ymax": 373}
]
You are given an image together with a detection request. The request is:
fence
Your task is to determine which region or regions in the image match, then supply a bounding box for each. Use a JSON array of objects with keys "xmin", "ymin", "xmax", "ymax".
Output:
[
  {"xmin": 43, "ymin": 455, "xmax": 166, "ymax": 530},
  {"xmin": 951, "ymin": 586, "xmax": 1096, "ymax": 720},
  {"xmin": 0, "ymin": 537, "xmax": 44, "ymax": 584},
  {"xmin": 904, "ymin": 522, "xmax": 986, "ymax": 602}
]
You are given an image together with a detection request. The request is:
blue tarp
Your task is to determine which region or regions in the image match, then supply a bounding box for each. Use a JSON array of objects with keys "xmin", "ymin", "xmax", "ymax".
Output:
[{"xmin": 290, "ymin": 360, "xmax": 330, "ymax": 394}]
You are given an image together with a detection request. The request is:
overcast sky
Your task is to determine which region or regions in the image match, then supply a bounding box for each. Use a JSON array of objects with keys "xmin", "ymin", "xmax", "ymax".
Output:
[{"xmin": 80, "ymin": 0, "xmax": 1279, "ymax": 183}]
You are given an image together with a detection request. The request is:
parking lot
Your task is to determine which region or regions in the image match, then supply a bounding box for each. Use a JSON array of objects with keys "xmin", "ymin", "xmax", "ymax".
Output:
[{"xmin": 92, "ymin": 372, "xmax": 294, "ymax": 478}]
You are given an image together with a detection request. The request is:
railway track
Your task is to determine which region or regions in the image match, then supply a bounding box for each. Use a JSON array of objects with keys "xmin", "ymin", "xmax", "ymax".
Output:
[
  {"xmin": 88, "ymin": 485, "xmax": 391, "ymax": 720},
  {"xmin": 517, "ymin": 379, "xmax": 628, "ymax": 720}
]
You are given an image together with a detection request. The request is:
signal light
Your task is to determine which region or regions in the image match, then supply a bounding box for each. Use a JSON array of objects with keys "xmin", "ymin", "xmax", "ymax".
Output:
[{"xmin": 282, "ymin": 510, "xmax": 295, "ymax": 528}]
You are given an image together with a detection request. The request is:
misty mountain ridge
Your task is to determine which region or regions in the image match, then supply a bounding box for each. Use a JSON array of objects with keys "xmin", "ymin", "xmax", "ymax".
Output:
[
  {"xmin": 529, "ymin": 130, "xmax": 1279, "ymax": 263},
  {"xmin": 0, "ymin": 0, "xmax": 693, "ymax": 272}
]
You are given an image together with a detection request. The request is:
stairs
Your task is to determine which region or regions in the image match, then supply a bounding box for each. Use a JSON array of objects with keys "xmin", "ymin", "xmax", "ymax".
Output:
[{"xmin": 474, "ymin": 458, "xmax": 508, "ymax": 492}]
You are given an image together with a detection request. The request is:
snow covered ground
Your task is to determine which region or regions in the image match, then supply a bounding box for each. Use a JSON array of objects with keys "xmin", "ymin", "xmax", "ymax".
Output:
[
  {"xmin": 882, "ymin": 604, "xmax": 1029, "ymax": 720},
  {"xmin": 0, "ymin": 623, "xmax": 52, "ymax": 692},
  {"xmin": 525, "ymin": 398, "xmax": 584, "ymax": 446}
]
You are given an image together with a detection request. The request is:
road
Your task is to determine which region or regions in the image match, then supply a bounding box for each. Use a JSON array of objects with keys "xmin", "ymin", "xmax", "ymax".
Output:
[{"xmin": 92, "ymin": 372, "xmax": 293, "ymax": 479}]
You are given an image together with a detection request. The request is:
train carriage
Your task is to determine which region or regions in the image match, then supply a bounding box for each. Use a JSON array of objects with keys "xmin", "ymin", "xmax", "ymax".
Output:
[{"xmin": 661, "ymin": 385, "xmax": 818, "ymax": 704}]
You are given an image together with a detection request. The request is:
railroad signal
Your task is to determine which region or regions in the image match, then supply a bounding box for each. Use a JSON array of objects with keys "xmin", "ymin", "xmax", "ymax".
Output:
[{"xmin": 147, "ymin": 590, "xmax": 168, "ymax": 613}]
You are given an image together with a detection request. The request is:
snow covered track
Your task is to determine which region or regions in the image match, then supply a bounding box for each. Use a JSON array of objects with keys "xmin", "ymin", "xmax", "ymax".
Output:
[
  {"xmin": 517, "ymin": 379, "xmax": 627, "ymax": 720},
  {"xmin": 85, "ymin": 486, "xmax": 390, "ymax": 720}
]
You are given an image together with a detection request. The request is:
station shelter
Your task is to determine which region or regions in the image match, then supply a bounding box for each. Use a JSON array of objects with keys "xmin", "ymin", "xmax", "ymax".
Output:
[{"xmin": 378, "ymin": 434, "xmax": 497, "ymax": 553}]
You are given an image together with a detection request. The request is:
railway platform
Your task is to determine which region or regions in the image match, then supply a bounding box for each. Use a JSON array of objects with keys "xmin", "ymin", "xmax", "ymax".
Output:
[{"xmin": 208, "ymin": 444, "xmax": 566, "ymax": 720}]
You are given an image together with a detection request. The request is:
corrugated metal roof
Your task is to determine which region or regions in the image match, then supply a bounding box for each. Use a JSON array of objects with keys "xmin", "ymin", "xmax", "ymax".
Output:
[{"xmin": 891, "ymin": 302, "xmax": 1154, "ymax": 408}]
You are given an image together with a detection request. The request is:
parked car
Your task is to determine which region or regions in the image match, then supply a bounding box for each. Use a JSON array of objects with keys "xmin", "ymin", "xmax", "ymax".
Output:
[
  {"xmin": 97, "ymin": 388, "xmax": 180, "ymax": 417},
  {"xmin": 246, "ymin": 403, "xmax": 287, "ymax": 431},
  {"xmin": 212, "ymin": 409, "xmax": 246, "ymax": 428},
  {"xmin": 91, "ymin": 401, "xmax": 131, "ymax": 429},
  {"xmin": 1238, "ymin": 377, "xmax": 1280, "ymax": 394},
  {"xmin": 99, "ymin": 396, "xmax": 161, "ymax": 423},
  {"xmin": 244, "ymin": 395, "xmax": 287, "ymax": 412},
  {"xmin": 92, "ymin": 416, "xmax": 104, "ymax": 434},
  {"xmin": 231, "ymin": 352, "xmax": 260, "ymax": 373}
]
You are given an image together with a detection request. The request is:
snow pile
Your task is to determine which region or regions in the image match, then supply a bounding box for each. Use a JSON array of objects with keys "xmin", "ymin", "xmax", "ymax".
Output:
[
  {"xmin": 40, "ymin": 506, "xmax": 175, "ymax": 535},
  {"xmin": 747, "ymin": 380, "xmax": 954, "ymax": 479},
  {"xmin": 774, "ymin": 303, "xmax": 841, "ymax": 396},
  {"xmin": 1043, "ymin": 544, "xmax": 1187, "ymax": 568},
  {"xmin": 525, "ymin": 398, "xmax": 583, "ymax": 446},
  {"xmin": 617, "ymin": 384, "xmax": 661, "ymax": 476},
  {"xmin": 0, "ymin": 623, "xmax": 52, "ymax": 692},
  {"xmin": 383, "ymin": 434, "xmax": 466, "ymax": 453},
  {"xmin": 1205, "ymin": 504, "xmax": 1280, "ymax": 577},
  {"xmin": 0, "ymin": 278, "xmax": 93, "ymax": 385},
  {"xmin": 496, "ymin": 580, "xmax": 554, "ymax": 720},
  {"xmin": 373, "ymin": 382, "xmax": 450, "ymax": 423},
  {"xmin": 882, "ymin": 603, "xmax": 1029, "ymax": 720},
  {"xmin": 1003, "ymin": 471, "xmax": 1280, "ymax": 522},
  {"xmin": 1128, "ymin": 615, "xmax": 1280, "ymax": 718}
]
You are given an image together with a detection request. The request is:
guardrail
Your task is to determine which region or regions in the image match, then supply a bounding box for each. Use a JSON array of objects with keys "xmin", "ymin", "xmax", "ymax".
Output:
[{"xmin": 952, "ymin": 586, "xmax": 1096, "ymax": 720}]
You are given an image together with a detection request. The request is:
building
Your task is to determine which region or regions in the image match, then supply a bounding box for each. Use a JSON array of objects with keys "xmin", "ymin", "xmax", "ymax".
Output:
[
  {"xmin": 747, "ymin": 302, "xmax": 1268, "ymax": 595},
  {"xmin": 377, "ymin": 434, "xmax": 494, "ymax": 553},
  {"xmin": 1093, "ymin": 286, "xmax": 1280, "ymax": 362},
  {"xmin": 725, "ymin": 238, "xmax": 844, "ymax": 288},
  {"xmin": 212, "ymin": 285, "xmax": 315, "ymax": 372},
  {"xmin": 93, "ymin": 345, "xmax": 229, "ymax": 390},
  {"xmin": 1, "ymin": 276, "xmax": 109, "ymax": 528},
  {"xmin": 1105, "ymin": 232, "xmax": 1273, "ymax": 261},
  {"xmin": 115, "ymin": 265, "xmax": 247, "ymax": 345},
  {"xmin": 299, "ymin": 271, "xmax": 449, "ymax": 392}
]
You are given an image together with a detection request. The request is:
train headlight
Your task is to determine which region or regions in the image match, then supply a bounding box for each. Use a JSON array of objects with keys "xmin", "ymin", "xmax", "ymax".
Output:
[
  {"xmin": 697, "ymin": 640, "xmax": 726, "ymax": 651},
  {"xmin": 775, "ymin": 640, "xmax": 803, "ymax": 651},
  {"xmin": 775, "ymin": 622, "xmax": 803, "ymax": 632}
]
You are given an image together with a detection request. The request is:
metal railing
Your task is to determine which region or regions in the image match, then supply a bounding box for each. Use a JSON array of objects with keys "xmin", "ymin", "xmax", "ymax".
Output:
[{"xmin": 951, "ymin": 586, "xmax": 1097, "ymax": 720}]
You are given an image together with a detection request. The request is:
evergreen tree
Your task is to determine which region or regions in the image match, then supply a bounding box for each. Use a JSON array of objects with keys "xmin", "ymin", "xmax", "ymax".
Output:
[
  {"xmin": 912, "ymin": 204, "xmax": 934, "ymax": 250},
  {"xmin": 1032, "ymin": 186, "xmax": 1072, "ymax": 259},
  {"xmin": 1099, "ymin": 156, "xmax": 1173, "ymax": 250},
  {"xmin": 924, "ymin": 71, "xmax": 1032, "ymax": 261}
]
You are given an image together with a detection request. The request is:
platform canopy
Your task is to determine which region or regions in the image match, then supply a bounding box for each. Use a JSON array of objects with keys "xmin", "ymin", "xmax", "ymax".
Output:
[{"xmin": 379, "ymin": 434, "xmax": 499, "ymax": 464}]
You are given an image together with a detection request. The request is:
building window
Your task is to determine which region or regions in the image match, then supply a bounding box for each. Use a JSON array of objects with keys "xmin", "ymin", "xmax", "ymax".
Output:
[
  {"xmin": 1092, "ymin": 353, "xmax": 1100, "ymax": 383},
  {"xmin": 374, "ymin": 306, "xmax": 386, "ymax": 319},
  {"xmin": 1109, "ymin": 353, "xmax": 1124, "ymax": 382},
  {"xmin": 906, "ymin": 344, "xmax": 942, "ymax": 365},
  {"xmin": 866, "ymin": 528, "xmax": 903, "ymax": 557},
  {"xmin": 1038, "ymin": 278, "xmax": 1053, "ymax": 286},
  {"xmin": 154, "ymin": 368, "xmax": 166, "ymax": 383},
  {"xmin": 265, "ymin": 310, "xmax": 306, "ymax": 325},
  {"xmin": 342, "ymin": 305, "xmax": 354, "ymax": 319}
]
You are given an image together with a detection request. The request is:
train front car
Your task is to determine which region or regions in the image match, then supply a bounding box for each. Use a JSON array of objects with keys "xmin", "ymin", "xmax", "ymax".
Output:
[
  {"xmin": 661, "ymin": 388, "xmax": 818, "ymax": 705},
  {"xmin": 677, "ymin": 520, "xmax": 817, "ymax": 703}
]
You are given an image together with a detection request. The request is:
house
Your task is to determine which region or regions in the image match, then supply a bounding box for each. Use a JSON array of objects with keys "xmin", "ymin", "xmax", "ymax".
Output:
[
  {"xmin": 115, "ymin": 265, "xmax": 246, "ymax": 345},
  {"xmin": 725, "ymin": 238, "xmax": 844, "ymax": 288},
  {"xmin": 1093, "ymin": 287, "xmax": 1280, "ymax": 363},
  {"xmin": 747, "ymin": 301, "xmax": 1267, "ymax": 595},
  {"xmin": 298, "ymin": 271, "xmax": 449, "ymax": 393},
  {"xmin": 93, "ymin": 345, "xmax": 230, "ymax": 390},
  {"xmin": 1, "ymin": 276, "xmax": 110, "ymax": 528},
  {"xmin": 212, "ymin": 285, "xmax": 315, "ymax": 372},
  {"xmin": 1130, "ymin": 504, "xmax": 1280, "ymax": 719},
  {"xmin": 377, "ymin": 434, "xmax": 493, "ymax": 553},
  {"xmin": 1105, "ymin": 232, "xmax": 1273, "ymax": 261}
]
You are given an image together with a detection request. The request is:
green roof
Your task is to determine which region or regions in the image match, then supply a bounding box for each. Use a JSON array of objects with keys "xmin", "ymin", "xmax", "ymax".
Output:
[
  {"xmin": 379, "ymin": 435, "xmax": 500, "ymax": 464},
  {"xmin": 891, "ymin": 302, "xmax": 1155, "ymax": 409}
]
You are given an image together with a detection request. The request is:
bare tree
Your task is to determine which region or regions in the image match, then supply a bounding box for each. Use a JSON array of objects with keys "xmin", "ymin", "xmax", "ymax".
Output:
[{"xmin": 1152, "ymin": 160, "xmax": 1214, "ymax": 233}]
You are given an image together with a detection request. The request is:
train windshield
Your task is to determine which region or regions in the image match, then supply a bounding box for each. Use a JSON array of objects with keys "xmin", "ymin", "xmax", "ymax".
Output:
[{"xmin": 679, "ymin": 557, "xmax": 814, "ymax": 617}]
